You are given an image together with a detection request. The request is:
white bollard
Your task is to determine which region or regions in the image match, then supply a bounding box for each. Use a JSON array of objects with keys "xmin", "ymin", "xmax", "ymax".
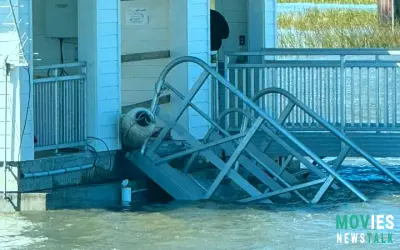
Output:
[{"xmin": 121, "ymin": 179, "xmax": 131, "ymax": 207}]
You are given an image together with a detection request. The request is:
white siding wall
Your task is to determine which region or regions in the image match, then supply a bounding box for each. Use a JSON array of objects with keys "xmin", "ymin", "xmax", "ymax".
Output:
[
  {"xmin": 0, "ymin": 0, "xmax": 34, "ymax": 161},
  {"xmin": 121, "ymin": 0, "xmax": 170, "ymax": 107},
  {"xmin": 78, "ymin": 0, "xmax": 121, "ymax": 152},
  {"xmin": 187, "ymin": 0, "xmax": 211, "ymax": 138},
  {"xmin": 215, "ymin": 0, "xmax": 277, "ymax": 60},
  {"xmin": 121, "ymin": 0, "xmax": 211, "ymax": 139},
  {"xmin": 215, "ymin": 0, "xmax": 248, "ymax": 60},
  {"xmin": 168, "ymin": 0, "xmax": 211, "ymax": 139},
  {"xmin": 95, "ymin": 0, "xmax": 121, "ymax": 151}
]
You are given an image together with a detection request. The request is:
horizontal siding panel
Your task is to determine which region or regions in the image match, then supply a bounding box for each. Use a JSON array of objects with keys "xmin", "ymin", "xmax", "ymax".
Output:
[
  {"xmin": 122, "ymin": 64, "xmax": 165, "ymax": 78},
  {"xmin": 99, "ymin": 61, "xmax": 118, "ymax": 74},
  {"xmin": 98, "ymin": 99, "xmax": 120, "ymax": 113},
  {"xmin": 188, "ymin": 3, "xmax": 208, "ymax": 16},
  {"xmin": 96, "ymin": 138, "xmax": 119, "ymax": 151},
  {"xmin": 99, "ymin": 111, "xmax": 119, "ymax": 126},
  {"xmin": 98, "ymin": 47, "xmax": 119, "ymax": 61},
  {"xmin": 122, "ymin": 77, "xmax": 158, "ymax": 91},
  {"xmin": 99, "ymin": 124, "xmax": 119, "ymax": 138},
  {"xmin": 122, "ymin": 28, "xmax": 169, "ymax": 41},
  {"xmin": 188, "ymin": 28, "xmax": 207, "ymax": 41},
  {"xmin": 98, "ymin": 73, "xmax": 119, "ymax": 87},
  {"xmin": 122, "ymin": 90, "xmax": 155, "ymax": 106},
  {"xmin": 122, "ymin": 58, "xmax": 169, "ymax": 67},
  {"xmin": 121, "ymin": 40, "xmax": 169, "ymax": 54},
  {"xmin": 99, "ymin": 86, "xmax": 119, "ymax": 100},
  {"xmin": 98, "ymin": 23, "xmax": 118, "ymax": 36},
  {"xmin": 188, "ymin": 16, "xmax": 208, "ymax": 29},
  {"xmin": 98, "ymin": 34, "xmax": 118, "ymax": 49},
  {"xmin": 120, "ymin": 0, "xmax": 170, "ymax": 109},
  {"xmin": 98, "ymin": 10, "xmax": 118, "ymax": 23},
  {"xmin": 98, "ymin": 0, "xmax": 118, "ymax": 10},
  {"xmin": 188, "ymin": 41, "xmax": 208, "ymax": 53}
]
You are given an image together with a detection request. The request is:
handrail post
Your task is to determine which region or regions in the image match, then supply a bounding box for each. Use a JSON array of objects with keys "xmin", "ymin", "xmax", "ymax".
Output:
[
  {"xmin": 83, "ymin": 65, "xmax": 87, "ymax": 142},
  {"xmin": 3, "ymin": 58, "xmax": 9, "ymax": 199},
  {"xmin": 340, "ymin": 55, "xmax": 345, "ymax": 132},
  {"xmin": 54, "ymin": 68, "xmax": 59, "ymax": 155},
  {"xmin": 210, "ymin": 51, "xmax": 218, "ymax": 121},
  {"xmin": 224, "ymin": 55, "xmax": 230, "ymax": 129}
]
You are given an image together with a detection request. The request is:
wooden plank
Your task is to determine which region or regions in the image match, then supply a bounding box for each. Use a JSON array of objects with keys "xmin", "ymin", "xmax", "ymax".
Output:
[{"xmin": 121, "ymin": 50, "xmax": 170, "ymax": 63}]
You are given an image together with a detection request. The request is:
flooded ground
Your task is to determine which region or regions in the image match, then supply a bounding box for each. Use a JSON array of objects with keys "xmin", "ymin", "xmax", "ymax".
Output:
[{"xmin": 1, "ymin": 164, "xmax": 400, "ymax": 250}]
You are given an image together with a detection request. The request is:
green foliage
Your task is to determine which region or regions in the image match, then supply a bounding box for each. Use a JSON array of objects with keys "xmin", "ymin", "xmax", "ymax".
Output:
[
  {"xmin": 279, "ymin": 25, "xmax": 400, "ymax": 48},
  {"xmin": 277, "ymin": 8, "xmax": 400, "ymax": 48},
  {"xmin": 278, "ymin": 9, "xmax": 378, "ymax": 30}
]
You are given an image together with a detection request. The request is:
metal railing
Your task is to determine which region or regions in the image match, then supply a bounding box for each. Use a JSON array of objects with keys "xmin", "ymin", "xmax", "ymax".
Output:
[
  {"xmin": 33, "ymin": 62, "xmax": 86, "ymax": 151},
  {"xmin": 221, "ymin": 48, "xmax": 400, "ymax": 131},
  {"xmin": 139, "ymin": 56, "xmax": 400, "ymax": 203}
]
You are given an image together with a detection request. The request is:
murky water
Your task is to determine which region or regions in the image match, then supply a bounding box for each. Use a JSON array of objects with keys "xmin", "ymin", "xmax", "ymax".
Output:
[{"xmin": 1, "ymin": 164, "xmax": 400, "ymax": 250}]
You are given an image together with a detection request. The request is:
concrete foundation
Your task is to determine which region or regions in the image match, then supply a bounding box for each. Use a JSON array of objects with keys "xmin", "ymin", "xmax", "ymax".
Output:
[
  {"xmin": 0, "ymin": 182, "xmax": 148, "ymax": 213},
  {"xmin": 0, "ymin": 149, "xmax": 151, "ymax": 213}
]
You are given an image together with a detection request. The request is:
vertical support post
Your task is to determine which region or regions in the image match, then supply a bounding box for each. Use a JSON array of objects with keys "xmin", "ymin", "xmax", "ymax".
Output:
[
  {"xmin": 54, "ymin": 68, "xmax": 59, "ymax": 154},
  {"xmin": 340, "ymin": 55, "xmax": 345, "ymax": 132},
  {"xmin": 375, "ymin": 55, "xmax": 380, "ymax": 129},
  {"xmin": 3, "ymin": 59, "xmax": 9, "ymax": 199},
  {"xmin": 224, "ymin": 55, "xmax": 230, "ymax": 129},
  {"xmin": 215, "ymin": 61, "xmax": 219, "ymax": 121},
  {"xmin": 339, "ymin": 55, "xmax": 347, "ymax": 151},
  {"xmin": 83, "ymin": 65, "xmax": 87, "ymax": 141},
  {"xmin": 210, "ymin": 51, "xmax": 218, "ymax": 121}
]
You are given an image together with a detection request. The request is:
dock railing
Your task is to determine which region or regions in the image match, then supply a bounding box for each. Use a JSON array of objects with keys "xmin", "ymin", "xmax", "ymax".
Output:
[
  {"xmin": 33, "ymin": 62, "xmax": 86, "ymax": 152},
  {"xmin": 139, "ymin": 56, "xmax": 400, "ymax": 203},
  {"xmin": 221, "ymin": 48, "xmax": 400, "ymax": 132}
]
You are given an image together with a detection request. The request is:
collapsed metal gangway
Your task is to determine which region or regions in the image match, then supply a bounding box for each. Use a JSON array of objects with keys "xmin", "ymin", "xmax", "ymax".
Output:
[{"xmin": 127, "ymin": 56, "xmax": 400, "ymax": 204}]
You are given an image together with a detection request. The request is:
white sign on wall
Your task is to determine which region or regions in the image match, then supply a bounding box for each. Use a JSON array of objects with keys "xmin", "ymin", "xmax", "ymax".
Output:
[{"xmin": 126, "ymin": 8, "xmax": 148, "ymax": 26}]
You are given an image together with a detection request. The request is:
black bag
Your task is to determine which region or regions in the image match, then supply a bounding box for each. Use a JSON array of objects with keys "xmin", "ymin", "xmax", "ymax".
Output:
[{"xmin": 210, "ymin": 10, "xmax": 230, "ymax": 51}]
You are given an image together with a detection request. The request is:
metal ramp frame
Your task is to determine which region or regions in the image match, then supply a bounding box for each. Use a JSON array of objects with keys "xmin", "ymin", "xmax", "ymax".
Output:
[{"xmin": 130, "ymin": 56, "xmax": 400, "ymax": 204}]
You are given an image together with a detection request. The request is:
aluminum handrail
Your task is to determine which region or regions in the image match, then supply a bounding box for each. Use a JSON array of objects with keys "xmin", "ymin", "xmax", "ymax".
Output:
[
  {"xmin": 227, "ymin": 60, "xmax": 400, "ymax": 68},
  {"xmin": 34, "ymin": 61, "xmax": 86, "ymax": 70},
  {"xmin": 225, "ymin": 48, "xmax": 400, "ymax": 56},
  {"xmin": 246, "ymin": 87, "xmax": 400, "ymax": 185},
  {"xmin": 142, "ymin": 56, "xmax": 372, "ymax": 201}
]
